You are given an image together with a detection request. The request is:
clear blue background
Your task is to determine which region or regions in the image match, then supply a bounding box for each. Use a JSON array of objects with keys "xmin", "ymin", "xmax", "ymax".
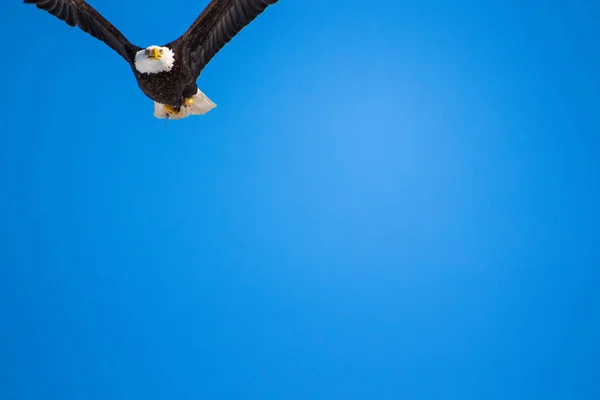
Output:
[{"xmin": 1, "ymin": 1, "xmax": 599, "ymax": 398}]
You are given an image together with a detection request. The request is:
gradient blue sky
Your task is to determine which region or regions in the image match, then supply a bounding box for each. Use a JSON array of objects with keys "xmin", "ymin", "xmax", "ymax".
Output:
[{"xmin": 1, "ymin": 0, "xmax": 599, "ymax": 399}]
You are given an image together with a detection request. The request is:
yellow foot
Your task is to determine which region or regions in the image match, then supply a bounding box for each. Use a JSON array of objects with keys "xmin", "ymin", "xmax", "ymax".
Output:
[
  {"xmin": 163, "ymin": 104, "xmax": 179, "ymax": 115},
  {"xmin": 184, "ymin": 97, "xmax": 194, "ymax": 107}
]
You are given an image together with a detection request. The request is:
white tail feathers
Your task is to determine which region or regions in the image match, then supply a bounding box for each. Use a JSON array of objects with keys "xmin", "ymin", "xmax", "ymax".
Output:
[{"xmin": 153, "ymin": 89, "xmax": 217, "ymax": 120}]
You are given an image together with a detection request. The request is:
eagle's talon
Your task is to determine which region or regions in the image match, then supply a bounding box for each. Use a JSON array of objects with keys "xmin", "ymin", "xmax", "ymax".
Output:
[
  {"xmin": 163, "ymin": 104, "xmax": 179, "ymax": 115},
  {"xmin": 184, "ymin": 97, "xmax": 194, "ymax": 107}
]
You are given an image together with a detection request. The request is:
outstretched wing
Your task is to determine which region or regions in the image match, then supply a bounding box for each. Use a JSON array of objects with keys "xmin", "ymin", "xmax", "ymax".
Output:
[
  {"xmin": 169, "ymin": 0, "xmax": 279, "ymax": 79},
  {"xmin": 24, "ymin": 0, "xmax": 140, "ymax": 63}
]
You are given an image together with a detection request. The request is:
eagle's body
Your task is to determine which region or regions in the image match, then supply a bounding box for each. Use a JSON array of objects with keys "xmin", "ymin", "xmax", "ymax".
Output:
[
  {"xmin": 132, "ymin": 46, "xmax": 197, "ymax": 108},
  {"xmin": 24, "ymin": 0, "xmax": 279, "ymax": 119}
]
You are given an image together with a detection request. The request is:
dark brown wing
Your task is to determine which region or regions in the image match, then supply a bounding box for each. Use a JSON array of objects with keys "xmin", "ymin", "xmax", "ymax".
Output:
[
  {"xmin": 24, "ymin": 0, "xmax": 140, "ymax": 63},
  {"xmin": 169, "ymin": 0, "xmax": 279, "ymax": 79}
]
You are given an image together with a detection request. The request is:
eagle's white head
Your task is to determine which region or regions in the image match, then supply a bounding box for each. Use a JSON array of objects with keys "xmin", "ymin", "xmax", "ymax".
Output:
[{"xmin": 134, "ymin": 46, "xmax": 175, "ymax": 74}]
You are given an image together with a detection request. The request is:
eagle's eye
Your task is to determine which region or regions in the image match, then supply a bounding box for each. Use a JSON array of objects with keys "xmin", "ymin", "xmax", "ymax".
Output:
[
  {"xmin": 159, "ymin": 49, "xmax": 164, "ymax": 54},
  {"xmin": 145, "ymin": 49, "xmax": 150, "ymax": 55}
]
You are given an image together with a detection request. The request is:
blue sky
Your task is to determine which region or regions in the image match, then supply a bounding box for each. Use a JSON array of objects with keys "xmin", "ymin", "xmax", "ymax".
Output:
[{"xmin": 1, "ymin": 0, "xmax": 599, "ymax": 398}]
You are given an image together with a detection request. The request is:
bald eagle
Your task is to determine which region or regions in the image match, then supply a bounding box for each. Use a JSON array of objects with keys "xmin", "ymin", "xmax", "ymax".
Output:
[{"xmin": 24, "ymin": 0, "xmax": 279, "ymax": 119}]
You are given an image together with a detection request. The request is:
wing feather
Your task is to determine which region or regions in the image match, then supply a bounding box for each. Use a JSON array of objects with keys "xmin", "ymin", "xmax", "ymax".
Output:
[
  {"xmin": 169, "ymin": 0, "xmax": 279, "ymax": 79},
  {"xmin": 23, "ymin": 0, "xmax": 140, "ymax": 63}
]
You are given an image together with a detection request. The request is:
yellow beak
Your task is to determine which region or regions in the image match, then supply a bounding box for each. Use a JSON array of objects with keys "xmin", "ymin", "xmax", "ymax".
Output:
[{"xmin": 149, "ymin": 48, "xmax": 161, "ymax": 60}]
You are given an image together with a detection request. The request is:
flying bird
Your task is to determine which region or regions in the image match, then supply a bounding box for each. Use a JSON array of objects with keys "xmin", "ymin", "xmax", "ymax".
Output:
[{"xmin": 24, "ymin": 0, "xmax": 279, "ymax": 119}]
